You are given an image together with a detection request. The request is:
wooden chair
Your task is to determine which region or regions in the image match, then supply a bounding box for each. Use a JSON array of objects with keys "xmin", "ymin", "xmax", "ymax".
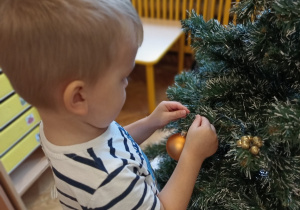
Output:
[
  {"xmin": 0, "ymin": 161, "xmax": 26, "ymax": 210},
  {"xmin": 132, "ymin": 0, "xmax": 233, "ymax": 113}
]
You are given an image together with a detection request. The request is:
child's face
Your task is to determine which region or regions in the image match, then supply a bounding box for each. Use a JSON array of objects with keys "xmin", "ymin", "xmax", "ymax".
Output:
[{"xmin": 85, "ymin": 44, "xmax": 138, "ymax": 129}]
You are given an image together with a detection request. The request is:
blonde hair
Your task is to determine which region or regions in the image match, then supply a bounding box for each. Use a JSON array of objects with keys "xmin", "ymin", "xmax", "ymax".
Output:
[{"xmin": 0, "ymin": 0, "xmax": 143, "ymax": 108}]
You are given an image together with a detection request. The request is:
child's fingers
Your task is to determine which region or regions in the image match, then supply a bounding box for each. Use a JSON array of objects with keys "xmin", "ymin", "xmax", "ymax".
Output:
[
  {"xmin": 199, "ymin": 117, "xmax": 211, "ymax": 127},
  {"xmin": 210, "ymin": 124, "xmax": 216, "ymax": 132},
  {"xmin": 166, "ymin": 109, "xmax": 187, "ymax": 121},
  {"xmin": 165, "ymin": 101, "xmax": 190, "ymax": 113},
  {"xmin": 189, "ymin": 114, "xmax": 202, "ymax": 129},
  {"xmin": 194, "ymin": 116, "xmax": 215, "ymax": 131}
]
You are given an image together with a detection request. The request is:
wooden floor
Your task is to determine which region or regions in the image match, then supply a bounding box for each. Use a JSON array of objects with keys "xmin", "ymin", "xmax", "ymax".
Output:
[{"xmin": 22, "ymin": 52, "xmax": 193, "ymax": 210}]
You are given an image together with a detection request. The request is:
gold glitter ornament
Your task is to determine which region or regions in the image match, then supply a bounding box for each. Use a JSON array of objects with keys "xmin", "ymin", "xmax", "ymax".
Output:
[
  {"xmin": 246, "ymin": 135, "xmax": 253, "ymax": 141},
  {"xmin": 241, "ymin": 141, "xmax": 250, "ymax": 149},
  {"xmin": 236, "ymin": 140, "xmax": 242, "ymax": 147},
  {"xmin": 236, "ymin": 135, "xmax": 262, "ymax": 156},
  {"xmin": 250, "ymin": 146, "xmax": 260, "ymax": 155},
  {"xmin": 252, "ymin": 137, "xmax": 263, "ymax": 147},
  {"xmin": 241, "ymin": 136, "xmax": 251, "ymax": 144}
]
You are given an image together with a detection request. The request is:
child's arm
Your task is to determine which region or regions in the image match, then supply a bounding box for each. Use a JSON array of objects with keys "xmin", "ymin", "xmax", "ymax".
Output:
[
  {"xmin": 158, "ymin": 115, "xmax": 218, "ymax": 210},
  {"xmin": 124, "ymin": 101, "xmax": 190, "ymax": 145},
  {"xmin": 125, "ymin": 102, "xmax": 218, "ymax": 210}
]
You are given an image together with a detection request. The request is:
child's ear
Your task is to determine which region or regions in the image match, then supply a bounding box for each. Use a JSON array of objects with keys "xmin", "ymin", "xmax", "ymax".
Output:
[{"xmin": 63, "ymin": 80, "xmax": 88, "ymax": 115}]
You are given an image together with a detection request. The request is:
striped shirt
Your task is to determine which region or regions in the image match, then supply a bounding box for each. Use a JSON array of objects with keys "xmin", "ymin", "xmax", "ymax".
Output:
[{"xmin": 40, "ymin": 121, "xmax": 160, "ymax": 210}]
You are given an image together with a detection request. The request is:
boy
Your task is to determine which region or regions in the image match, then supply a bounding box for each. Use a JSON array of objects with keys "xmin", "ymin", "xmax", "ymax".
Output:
[{"xmin": 0, "ymin": 0, "xmax": 218, "ymax": 209}]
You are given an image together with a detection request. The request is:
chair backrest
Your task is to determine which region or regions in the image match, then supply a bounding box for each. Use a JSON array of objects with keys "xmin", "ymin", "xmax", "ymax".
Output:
[
  {"xmin": 131, "ymin": 0, "xmax": 235, "ymax": 53},
  {"xmin": 131, "ymin": 0, "xmax": 234, "ymax": 25}
]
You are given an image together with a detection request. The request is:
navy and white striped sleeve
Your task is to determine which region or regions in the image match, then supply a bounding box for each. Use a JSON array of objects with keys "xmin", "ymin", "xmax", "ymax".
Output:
[{"xmin": 87, "ymin": 163, "xmax": 160, "ymax": 210}]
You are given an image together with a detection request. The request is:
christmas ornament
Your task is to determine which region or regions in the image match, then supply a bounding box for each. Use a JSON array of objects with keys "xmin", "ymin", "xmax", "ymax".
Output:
[
  {"xmin": 166, "ymin": 133, "xmax": 186, "ymax": 161},
  {"xmin": 252, "ymin": 136, "xmax": 263, "ymax": 147},
  {"xmin": 241, "ymin": 141, "xmax": 250, "ymax": 149},
  {"xmin": 250, "ymin": 146, "xmax": 260, "ymax": 155},
  {"xmin": 246, "ymin": 135, "xmax": 253, "ymax": 141},
  {"xmin": 236, "ymin": 135, "xmax": 263, "ymax": 156},
  {"xmin": 236, "ymin": 140, "xmax": 242, "ymax": 147},
  {"xmin": 241, "ymin": 136, "xmax": 251, "ymax": 144}
]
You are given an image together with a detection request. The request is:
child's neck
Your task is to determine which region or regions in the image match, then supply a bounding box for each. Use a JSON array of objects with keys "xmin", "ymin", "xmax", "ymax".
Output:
[{"xmin": 38, "ymin": 109, "xmax": 107, "ymax": 146}]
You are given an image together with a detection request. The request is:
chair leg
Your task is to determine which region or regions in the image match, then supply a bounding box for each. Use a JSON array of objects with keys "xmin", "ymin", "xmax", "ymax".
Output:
[
  {"xmin": 178, "ymin": 33, "xmax": 185, "ymax": 74},
  {"xmin": 146, "ymin": 65, "xmax": 156, "ymax": 113}
]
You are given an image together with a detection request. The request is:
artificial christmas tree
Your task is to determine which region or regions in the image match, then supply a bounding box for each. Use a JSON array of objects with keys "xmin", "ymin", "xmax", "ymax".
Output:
[{"xmin": 144, "ymin": 0, "xmax": 300, "ymax": 209}]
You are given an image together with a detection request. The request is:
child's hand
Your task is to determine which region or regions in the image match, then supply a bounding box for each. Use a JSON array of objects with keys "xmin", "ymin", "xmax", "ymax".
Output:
[
  {"xmin": 158, "ymin": 115, "xmax": 217, "ymax": 210},
  {"xmin": 184, "ymin": 115, "xmax": 218, "ymax": 160},
  {"xmin": 147, "ymin": 101, "xmax": 190, "ymax": 129}
]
